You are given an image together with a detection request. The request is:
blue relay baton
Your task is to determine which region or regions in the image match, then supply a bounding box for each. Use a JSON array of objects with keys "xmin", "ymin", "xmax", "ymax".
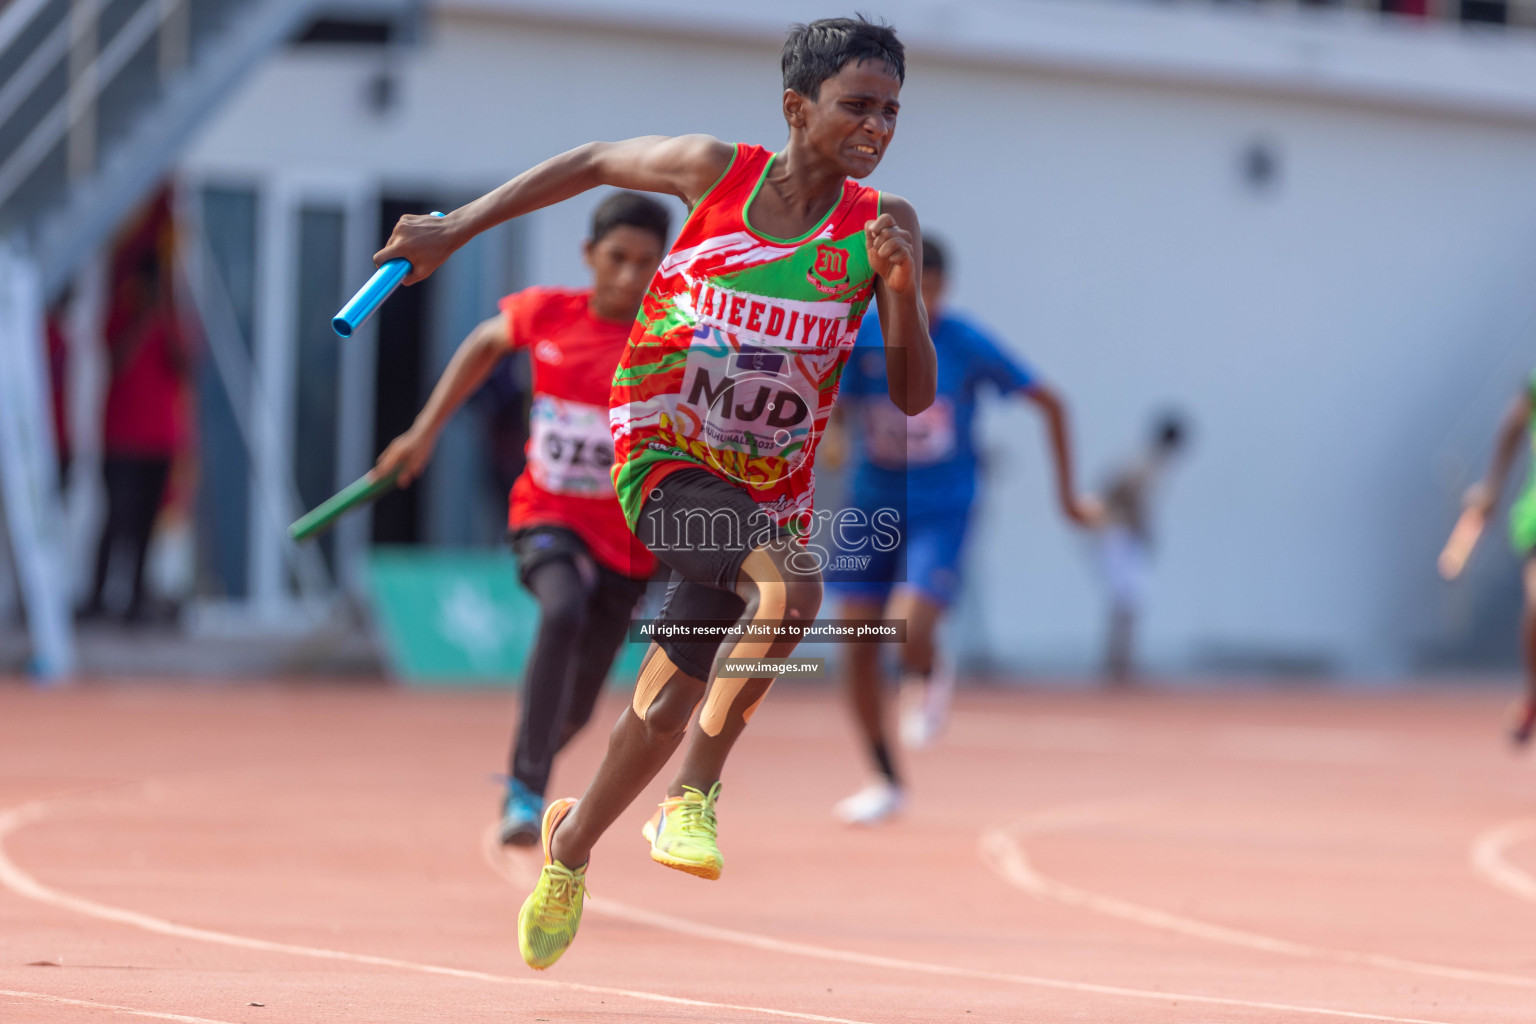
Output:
[{"xmin": 332, "ymin": 211, "xmax": 444, "ymax": 338}]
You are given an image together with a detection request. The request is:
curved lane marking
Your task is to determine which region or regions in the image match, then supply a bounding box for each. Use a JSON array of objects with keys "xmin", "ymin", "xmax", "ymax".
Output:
[
  {"xmin": 979, "ymin": 803, "xmax": 1536, "ymax": 990},
  {"xmin": 481, "ymin": 815, "xmax": 1459, "ymax": 1024},
  {"xmin": 0, "ymin": 990, "xmax": 242, "ymax": 1023},
  {"xmin": 0, "ymin": 795, "xmax": 872, "ymax": 1024},
  {"xmin": 1470, "ymin": 818, "xmax": 1536, "ymax": 903}
]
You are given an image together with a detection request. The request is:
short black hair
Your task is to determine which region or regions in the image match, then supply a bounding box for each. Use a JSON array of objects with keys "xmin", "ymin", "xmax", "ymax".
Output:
[
  {"xmin": 921, "ymin": 237, "xmax": 946, "ymax": 275},
  {"xmin": 782, "ymin": 16, "xmax": 905, "ymax": 100},
  {"xmin": 1153, "ymin": 411, "xmax": 1188, "ymax": 452},
  {"xmin": 590, "ymin": 191, "xmax": 671, "ymax": 247}
]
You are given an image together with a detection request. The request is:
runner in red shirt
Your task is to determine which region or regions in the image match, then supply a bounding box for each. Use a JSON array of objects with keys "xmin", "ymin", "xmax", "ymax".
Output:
[
  {"xmin": 81, "ymin": 250, "xmax": 190, "ymax": 624},
  {"xmin": 374, "ymin": 192, "xmax": 668, "ymax": 845}
]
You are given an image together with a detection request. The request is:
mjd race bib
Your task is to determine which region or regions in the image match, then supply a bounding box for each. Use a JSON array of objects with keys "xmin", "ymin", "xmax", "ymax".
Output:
[
  {"xmin": 528, "ymin": 395, "xmax": 615, "ymax": 496},
  {"xmin": 668, "ymin": 341, "xmax": 826, "ymax": 489}
]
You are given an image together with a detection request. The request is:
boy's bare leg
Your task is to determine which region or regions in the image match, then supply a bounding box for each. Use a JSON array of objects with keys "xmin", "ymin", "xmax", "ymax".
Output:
[
  {"xmin": 833, "ymin": 595, "xmax": 907, "ymax": 822},
  {"xmin": 551, "ymin": 543, "xmax": 822, "ymax": 864},
  {"xmin": 550, "ymin": 644, "xmax": 705, "ymax": 867},
  {"xmin": 841, "ymin": 597, "xmax": 892, "ymax": 755},
  {"xmin": 1107, "ymin": 605, "xmax": 1135, "ymax": 685},
  {"xmin": 669, "ymin": 545, "xmax": 823, "ymax": 794},
  {"xmin": 887, "ymin": 586, "xmax": 940, "ymax": 677},
  {"xmin": 667, "ymin": 675, "xmax": 774, "ymax": 794},
  {"xmin": 1517, "ymin": 560, "xmax": 1536, "ymax": 744},
  {"xmin": 1523, "ymin": 560, "xmax": 1536, "ymax": 697},
  {"xmin": 887, "ymin": 587, "xmax": 949, "ymax": 747}
]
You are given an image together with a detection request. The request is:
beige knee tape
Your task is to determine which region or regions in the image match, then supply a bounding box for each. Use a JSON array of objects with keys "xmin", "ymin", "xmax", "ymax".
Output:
[
  {"xmin": 697, "ymin": 548, "xmax": 796, "ymax": 735},
  {"xmin": 698, "ymin": 677, "xmax": 774, "ymax": 736},
  {"xmin": 632, "ymin": 646, "xmax": 681, "ymax": 720},
  {"xmin": 732, "ymin": 548, "xmax": 788, "ymax": 660}
]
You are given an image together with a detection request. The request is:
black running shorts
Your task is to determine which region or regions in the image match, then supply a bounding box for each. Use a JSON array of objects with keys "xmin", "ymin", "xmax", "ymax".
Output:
[
  {"xmin": 636, "ymin": 468, "xmax": 775, "ymax": 680},
  {"xmin": 509, "ymin": 525, "xmax": 597, "ymax": 588}
]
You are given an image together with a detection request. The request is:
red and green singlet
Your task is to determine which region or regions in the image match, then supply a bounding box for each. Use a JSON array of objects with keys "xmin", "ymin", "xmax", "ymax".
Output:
[{"xmin": 609, "ymin": 143, "xmax": 882, "ymax": 531}]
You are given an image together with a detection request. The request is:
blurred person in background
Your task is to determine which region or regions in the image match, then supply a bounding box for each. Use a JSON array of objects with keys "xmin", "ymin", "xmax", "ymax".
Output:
[
  {"xmin": 45, "ymin": 287, "xmax": 72, "ymax": 487},
  {"xmin": 80, "ymin": 191, "xmax": 190, "ymax": 626},
  {"xmin": 830, "ymin": 237, "xmax": 1100, "ymax": 825},
  {"xmin": 1094, "ymin": 412, "xmax": 1187, "ymax": 685},
  {"xmin": 374, "ymin": 191, "xmax": 668, "ymax": 845},
  {"xmin": 1457, "ymin": 374, "xmax": 1536, "ymax": 745}
]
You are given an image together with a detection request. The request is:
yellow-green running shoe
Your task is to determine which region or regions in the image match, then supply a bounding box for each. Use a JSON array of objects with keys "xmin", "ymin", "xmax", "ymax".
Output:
[
  {"xmin": 517, "ymin": 798, "xmax": 586, "ymax": 970},
  {"xmin": 639, "ymin": 782, "xmax": 723, "ymax": 880}
]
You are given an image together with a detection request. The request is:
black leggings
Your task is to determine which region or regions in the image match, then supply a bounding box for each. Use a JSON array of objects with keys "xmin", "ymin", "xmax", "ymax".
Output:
[
  {"xmin": 510, "ymin": 531, "xmax": 647, "ymax": 796},
  {"xmin": 88, "ymin": 455, "xmax": 170, "ymax": 616}
]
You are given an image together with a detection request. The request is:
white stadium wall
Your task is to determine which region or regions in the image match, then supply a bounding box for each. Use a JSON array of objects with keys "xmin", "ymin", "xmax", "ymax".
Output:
[{"xmin": 182, "ymin": 0, "xmax": 1536, "ymax": 676}]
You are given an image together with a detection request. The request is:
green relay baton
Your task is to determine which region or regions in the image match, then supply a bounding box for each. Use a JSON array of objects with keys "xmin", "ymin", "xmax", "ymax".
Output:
[{"xmin": 289, "ymin": 470, "xmax": 400, "ymax": 543}]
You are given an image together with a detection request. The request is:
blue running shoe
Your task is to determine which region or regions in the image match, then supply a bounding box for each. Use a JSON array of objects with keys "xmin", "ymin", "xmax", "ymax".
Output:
[{"xmin": 499, "ymin": 779, "xmax": 543, "ymax": 847}]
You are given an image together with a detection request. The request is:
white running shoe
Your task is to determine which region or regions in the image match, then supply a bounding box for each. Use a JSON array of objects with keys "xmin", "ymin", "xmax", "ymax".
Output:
[{"xmin": 833, "ymin": 779, "xmax": 905, "ymax": 825}]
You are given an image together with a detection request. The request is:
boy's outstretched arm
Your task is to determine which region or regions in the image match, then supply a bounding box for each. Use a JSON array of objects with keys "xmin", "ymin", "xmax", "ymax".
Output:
[
  {"xmin": 373, "ymin": 313, "xmax": 510, "ymax": 486},
  {"xmin": 1467, "ymin": 389, "xmax": 1533, "ymax": 515},
  {"xmin": 1022, "ymin": 383, "xmax": 1101, "ymax": 528},
  {"xmin": 868, "ymin": 195, "xmax": 936, "ymax": 415},
  {"xmin": 376, "ymin": 136, "xmax": 734, "ymax": 285}
]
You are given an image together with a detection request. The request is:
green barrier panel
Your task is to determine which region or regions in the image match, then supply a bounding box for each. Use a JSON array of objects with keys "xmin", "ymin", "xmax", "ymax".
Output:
[{"xmin": 365, "ymin": 546, "xmax": 646, "ymax": 687}]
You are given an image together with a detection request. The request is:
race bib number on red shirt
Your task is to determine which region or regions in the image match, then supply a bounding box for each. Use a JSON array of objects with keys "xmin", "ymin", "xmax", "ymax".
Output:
[
  {"xmin": 528, "ymin": 395, "xmax": 615, "ymax": 497},
  {"xmin": 863, "ymin": 397, "xmax": 956, "ymax": 467}
]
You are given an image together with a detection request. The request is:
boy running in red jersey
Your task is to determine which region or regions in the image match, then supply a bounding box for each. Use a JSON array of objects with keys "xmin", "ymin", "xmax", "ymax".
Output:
[
  {"xmin": 375, "ymin": 16, "xmax": 936, "ymax": 970},
  {"xmin": 374, "ymin": 192, "xmax": 669, "ymax": 845}
]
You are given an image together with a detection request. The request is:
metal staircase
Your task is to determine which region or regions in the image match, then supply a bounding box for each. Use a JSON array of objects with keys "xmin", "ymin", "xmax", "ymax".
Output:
[
  {"xmin": 0, "ymin": 0, "xmax": 340, "ymax": 299},
  {"xmin": 0, "ymin": 0, "xmax": 415, "ymax": 678}
]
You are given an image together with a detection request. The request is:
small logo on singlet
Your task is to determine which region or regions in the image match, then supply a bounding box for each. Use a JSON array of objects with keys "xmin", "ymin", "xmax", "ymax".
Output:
[
  {"xmin": 812, "ymin": 244, "xmax": 848, "ymax": 284},
  {"xmin": 534, "ymin": 340, "xmax": 563, "ymax": 365}
]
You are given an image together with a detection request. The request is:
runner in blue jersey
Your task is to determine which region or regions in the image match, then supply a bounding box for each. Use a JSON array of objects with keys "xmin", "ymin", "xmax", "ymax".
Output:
[{"xmin": 830, "ymin": 237, "xmax": 1100, "ymax": 824}]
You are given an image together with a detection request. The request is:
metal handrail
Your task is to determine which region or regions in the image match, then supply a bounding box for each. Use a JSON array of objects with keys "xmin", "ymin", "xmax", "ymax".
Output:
[
  {"xmin": 178, "ymin": 213, "xmax": 334, "ymax": 600},
  {"xmin": 0, "ymin": 0, "xmax": 59, "ymax": 54},
  {"xmin": 0, "ymin": 18, "xmax": 68, "ymax": 126},
  {"xmin": 0, "ymin": 0, "xmax": 173, "ymax": 214},
  {"xmin": 2, "ymin": 0, "xmax": 1531, "ymax": 222}
]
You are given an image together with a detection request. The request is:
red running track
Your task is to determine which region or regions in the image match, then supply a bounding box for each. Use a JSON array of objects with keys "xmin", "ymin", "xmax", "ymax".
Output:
[{"xmin": 1, "ymin": 682, "xmax": 1535, "ymax": 1023}]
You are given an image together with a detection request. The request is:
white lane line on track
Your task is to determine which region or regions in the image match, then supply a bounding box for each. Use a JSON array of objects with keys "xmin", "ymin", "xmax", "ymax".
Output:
[
  {"xmin": 979, "ymin": 802, "xmax": 1536, "ymax": 990},
  {"xmin": 480, "ymin": 818, "xmax": 1458, "ymax": 1024},
  {"xmin": 0, "ymin": 796, "xmax": 873, "ymax": 1024},
  {"xmin": 1470, "ymin": 818, "xmax": 1536, "ymax": 903},
  {"xmin": 0, "ymin": 990, "xmax": 243, "ymax": 1023}
]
